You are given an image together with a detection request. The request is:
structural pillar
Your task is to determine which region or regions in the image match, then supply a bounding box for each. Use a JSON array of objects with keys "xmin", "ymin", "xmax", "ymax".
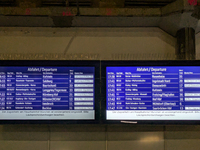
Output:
[{"xmin": 176, "ymin": 28, "xmax": 196, "ymax": 60}]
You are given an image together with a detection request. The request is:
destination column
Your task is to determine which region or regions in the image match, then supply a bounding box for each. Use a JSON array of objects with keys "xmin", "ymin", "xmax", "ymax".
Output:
[
  {"xmin": 151, "ymin": 68, "xmax": 179, "ymax": 110},
  {"xmin": 42, "ymin": 69, "xmax": 69, "ymax": 110}
]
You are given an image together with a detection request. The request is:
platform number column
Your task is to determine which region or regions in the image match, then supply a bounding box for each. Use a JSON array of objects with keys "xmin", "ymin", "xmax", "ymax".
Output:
[{"xmin": 179, "ymin": 70, "xmax": 184, "ymax": 110}]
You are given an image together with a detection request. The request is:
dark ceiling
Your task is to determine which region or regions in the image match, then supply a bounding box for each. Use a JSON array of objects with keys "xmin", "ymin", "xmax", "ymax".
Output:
[
  {"xmin": 0, "ymin": 0, "xmax": 176, "ymax": 7},
  {"xmin": 124, "ymin": 0, "xmax": 176, "ymax": 7}
]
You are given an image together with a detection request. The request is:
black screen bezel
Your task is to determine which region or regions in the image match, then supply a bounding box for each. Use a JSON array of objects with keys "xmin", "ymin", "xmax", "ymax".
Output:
[
  {"xmin": 0, "ymin": 60, "xmax": 100, "ymax": 124},
  {"xmin": 101, "ymin": 60, "xmax": 200, "ymax": 125}
]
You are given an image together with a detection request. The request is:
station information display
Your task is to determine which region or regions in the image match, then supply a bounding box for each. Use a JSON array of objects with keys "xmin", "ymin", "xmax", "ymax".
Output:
[
  {"xmin": 0, "ymin": 66, "xmax": 95, "ymax": 120},
  {"xmin": 106, "ymin": 66, "xmax": 200, "ymax": 120}
]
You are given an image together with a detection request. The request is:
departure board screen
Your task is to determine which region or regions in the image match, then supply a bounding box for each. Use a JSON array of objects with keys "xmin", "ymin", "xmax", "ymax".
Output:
[
  {"xmin": 0, "ymin": 66, "xmax": 95, "ymax": 120},
  {"xmin": 106, "ymin": 66, "xmax": 200, "ymax": 120}
]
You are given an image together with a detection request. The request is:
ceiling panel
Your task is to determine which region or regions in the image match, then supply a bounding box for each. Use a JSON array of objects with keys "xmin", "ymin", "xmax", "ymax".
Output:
[
  {"xmin": 0, "ymin": 0, "xmax": 15, "ymax": 6},
  {"xmin": 42, "ymin": 0, "xmax": 92, "ymax": 7},
  {"xmin": 0, "ymin": 0, "xmax": 176, "ymax": 7},
  {"xmin": 125, "ymin": 0, "xmax": 176, "ymax": 7}
]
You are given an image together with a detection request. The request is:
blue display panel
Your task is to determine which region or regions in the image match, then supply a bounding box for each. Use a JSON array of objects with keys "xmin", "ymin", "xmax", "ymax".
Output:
[
  {"xmin": 106, "ymin": 66, "xmax": 200, "ymax": 120},
  {"xmin": 0, "ymin": 66, "xmax": 95, "ymax": 120}
]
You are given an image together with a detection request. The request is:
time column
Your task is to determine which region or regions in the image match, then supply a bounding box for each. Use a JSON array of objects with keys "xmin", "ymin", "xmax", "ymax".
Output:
[
  {"xmin": 0, "ymin": 72, "xmax": 6, "ymax": 110},
  {"xmin": 107, "ymin": 72, "xmax": 116, "ymax": 110}
]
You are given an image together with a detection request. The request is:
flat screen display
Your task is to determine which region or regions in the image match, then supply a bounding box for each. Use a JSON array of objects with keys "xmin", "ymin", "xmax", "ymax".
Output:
[
  {"xmin": 0, "ymin": 66, "xmax": 95, "ymax": 120},
  {"xmin": 106, "ymin": 66, "xmax": 200, "ymax": 121}
]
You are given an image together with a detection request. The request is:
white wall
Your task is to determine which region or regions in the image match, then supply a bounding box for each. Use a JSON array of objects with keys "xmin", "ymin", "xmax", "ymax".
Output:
[{"xmin": 0, "ymin": 27, "xmax": 176, "ymax": 60}]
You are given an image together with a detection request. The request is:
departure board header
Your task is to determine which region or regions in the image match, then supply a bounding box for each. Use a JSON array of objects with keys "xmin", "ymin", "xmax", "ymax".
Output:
[
  {"xmin": 0, "ymin": 66, "xmax": 95, "ymax": 120},
  {"xmin": 106, "ymin": 65, "xmax": 200, "ymax": 121}
]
